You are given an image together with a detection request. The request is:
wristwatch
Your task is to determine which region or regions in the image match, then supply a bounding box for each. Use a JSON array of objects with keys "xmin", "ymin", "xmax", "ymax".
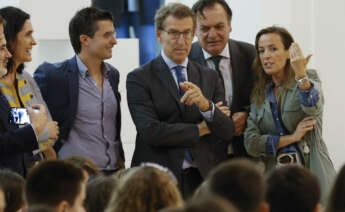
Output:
[{"xmin": 296, "ymin": 76, "xmax": 309, "ymax": 86}]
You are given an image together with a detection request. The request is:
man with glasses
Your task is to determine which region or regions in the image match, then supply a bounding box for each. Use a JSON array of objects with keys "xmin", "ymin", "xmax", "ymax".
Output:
[
  {"xmin": 189, "ymin": 0, "xmax": 256, "ymax": 158},
  {"xmin": 127, "ymin": 3, "xmax": 234, "ymax": 198}
]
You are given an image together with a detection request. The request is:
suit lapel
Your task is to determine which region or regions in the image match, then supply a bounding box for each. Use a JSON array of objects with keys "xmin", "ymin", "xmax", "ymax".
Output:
[
  {"xmin": 154, "ymin": 56, "xmax": 184, "ymax": 112},
  {"xmin": 191, "ymin": 42, "xmax": 208, "ymax": 66},
  {"xmin": 187, "ymin": 62, "xmax": 200, "ymax": 87},
  {"xmin": 67, "ymin": 56, "xmax": 80, "ymax": 120},
  {"xmin": 0, "ymin": 93, "xmax": 10, "ymax": 129},
  {"xmin": 228, "ymin": 40, "xmax": 241, "ymax": 107},
  {"xmin": 184, "ymin": 62, "xmax": 201, "ymax": 121},
  {"xmin": 155, "ymin": 56, "xmax": 181, "ymax": 100}
]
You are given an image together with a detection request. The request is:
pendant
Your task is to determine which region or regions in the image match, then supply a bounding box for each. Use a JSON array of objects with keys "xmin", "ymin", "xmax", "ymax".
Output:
[{"xmin": 303, "ymin": 143, "xmax": 310, "ymax": 154}]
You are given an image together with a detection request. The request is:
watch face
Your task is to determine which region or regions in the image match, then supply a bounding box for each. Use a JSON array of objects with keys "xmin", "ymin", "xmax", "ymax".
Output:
[
  {"xmin": 297, "ymin": 77, "xmax": 308, "ymax": 84},
  {"xmin": 302, "ymin": 78, "xmax": 308, "ymax": 83}
]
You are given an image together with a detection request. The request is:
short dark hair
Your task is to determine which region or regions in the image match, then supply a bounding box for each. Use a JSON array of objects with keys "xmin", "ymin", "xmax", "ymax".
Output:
[
  {"xmin": 0, "ymin": 6, "xmax": 30, "ymax": 74},
  {"xmin": 69, "ymin": 7, "xmax": 113, "ymax": 54},
  {"xmin": 26, "ymin": 205, "xmax": 55, "ymax": 212},
  {"xmin": 184, "ymin": 195, "xmax": 239, "ymax": 212},
  {"xmin": 161, "ymin": 195, "xmax": 239, "ymax": 212},
  {"xmin": 207, "ymin": 159, "xmax": 266, "ymax": 212},
  {"xmin": 25, "ymin": 160, "xmax": 85, "ymax": 207},
  {"xmin": 155, "ymin": 3, "xmax": 195, "ymax": 30},
  {"xmin": 267, "ymin": 165, "xmax": 320, "ymax": 212},
  {"xmin": 85, "ymin": 175, "xmax": 118, "ymax": 212},
  {"xmin": 64, "ymin": 156, "xmax": 100, "ymax": 177},
  {"xmin": 0, "ymin": 169, "xmax": 25, "ymax": 212},
  {"xmin": 192, "ymin": 0, "xmax": 232, "ymax": 23}
]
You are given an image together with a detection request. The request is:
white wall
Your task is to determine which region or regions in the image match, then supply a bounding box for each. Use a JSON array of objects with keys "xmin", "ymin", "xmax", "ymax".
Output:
[
  {"xmin": 20, "ymin": 0, "xmax": 90, "ymax": 40},
  {"xmin": 0, "ymin": 0, "xmax": 19, "ymax": 7},
  {"xmin": 312, "ymin": 0, "xmax": 345, "ymax": 170}
]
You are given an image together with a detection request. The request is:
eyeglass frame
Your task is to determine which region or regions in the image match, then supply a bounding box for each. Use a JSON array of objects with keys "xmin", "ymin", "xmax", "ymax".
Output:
[{"xmin": 160, "ymin": 29, "xmax": 194, "ymax": 40}]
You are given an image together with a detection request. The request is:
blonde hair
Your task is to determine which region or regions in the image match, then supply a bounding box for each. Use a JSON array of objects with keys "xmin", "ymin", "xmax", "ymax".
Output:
[{"xmin": 106, "ymin": 166, "xmax": 183, "ymax": 212}]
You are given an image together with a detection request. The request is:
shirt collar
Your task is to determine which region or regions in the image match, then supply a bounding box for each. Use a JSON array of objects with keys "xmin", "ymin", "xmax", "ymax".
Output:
[
  {"xmin": 161, "ymin": 50, "xmax": 188, "ymax": 70},
  {"xmin": 202, "ymin": 42, "xmax": 230, "ymax": 60},
  {"xmin": 266, "ymin": 81, "xmax": 276, "ymax": 103},
  {"xmin": 76, "ymin": 55, "xmax": 110, "ymax": 78}
]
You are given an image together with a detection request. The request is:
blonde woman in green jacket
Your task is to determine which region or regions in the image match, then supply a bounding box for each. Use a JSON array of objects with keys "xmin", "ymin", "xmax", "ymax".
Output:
[{"xmin": 244, "ymin": 26, "xmax": 335, "ymax": 204}]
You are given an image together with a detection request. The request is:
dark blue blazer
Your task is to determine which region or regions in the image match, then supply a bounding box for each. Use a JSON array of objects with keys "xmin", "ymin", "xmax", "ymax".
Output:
[
  {"xmin": 34, "ymin": 56, "xmax": 125, "ymax": 160},
  {"xmin": 0, "ymin": 94, "xmax": 38, "ymax": 176}
]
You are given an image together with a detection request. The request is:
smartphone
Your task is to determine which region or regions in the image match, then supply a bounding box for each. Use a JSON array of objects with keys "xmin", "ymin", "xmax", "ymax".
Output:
[{"xmin": 9, "ymin": 107, "xmax": 39, "ymax": 125}]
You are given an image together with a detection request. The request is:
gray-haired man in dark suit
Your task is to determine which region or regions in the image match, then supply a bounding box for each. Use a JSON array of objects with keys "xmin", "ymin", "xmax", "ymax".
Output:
[{"xmin": 127, "ymin": 3, "xmax": 234, "ymax": 198}]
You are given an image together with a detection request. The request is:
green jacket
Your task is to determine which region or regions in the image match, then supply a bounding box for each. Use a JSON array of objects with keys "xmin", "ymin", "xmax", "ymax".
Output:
[{"xmin": 244, "ymin": 69, "xmax": 335, "ymax": 204}]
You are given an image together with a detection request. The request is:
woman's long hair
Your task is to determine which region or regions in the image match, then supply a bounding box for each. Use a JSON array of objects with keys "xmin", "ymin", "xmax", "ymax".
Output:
[
  {"xmin": 0, "ymin": 6, "xmax": 30, "ymax": 74},
  {"xmin": 251, "ymin": 26, "xmax": 295, "ymax": 105}
]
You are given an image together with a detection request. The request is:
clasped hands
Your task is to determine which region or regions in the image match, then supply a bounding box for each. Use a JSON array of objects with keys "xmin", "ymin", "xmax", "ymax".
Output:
[{"xmin": 215, "ymin": 102, "xmax": 248, "ymax": 136}]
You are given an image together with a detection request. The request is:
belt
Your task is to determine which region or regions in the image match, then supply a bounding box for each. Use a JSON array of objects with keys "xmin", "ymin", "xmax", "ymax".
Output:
[
  {"xmin": 276, "ymin": 152, "xmax": 298, "ymax": 165},
  {"xmin": 102, "ymin": 169, "xmax": 119, "ymax": 176}
]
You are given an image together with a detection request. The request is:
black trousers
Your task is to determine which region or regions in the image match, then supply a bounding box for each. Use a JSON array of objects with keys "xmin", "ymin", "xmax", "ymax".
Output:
[{"xmin": 180, "ymin": 167, "xmax": 203, "ymax": 200}]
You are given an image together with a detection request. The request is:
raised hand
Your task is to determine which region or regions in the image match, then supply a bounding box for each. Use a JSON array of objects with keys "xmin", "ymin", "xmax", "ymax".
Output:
[
  {"xmin": 289, "ymin": 42, "xmax": 312, "ymax": 79},
  {"xmin": 180, "ymin": 82, "xmax": 210, "ymax": 111}
]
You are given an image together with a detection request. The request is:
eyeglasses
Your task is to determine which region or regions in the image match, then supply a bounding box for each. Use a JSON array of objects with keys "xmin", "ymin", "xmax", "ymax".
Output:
[{"xmin": 162, "ymin": 29, "xmax": 193, "ymax": 40}]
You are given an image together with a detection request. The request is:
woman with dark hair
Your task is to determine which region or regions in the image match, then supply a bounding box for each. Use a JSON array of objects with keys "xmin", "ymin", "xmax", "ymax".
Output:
[
  {"xmin": 0, "ymin": 7, "xmax": 59, "ymax": 166},
  {"xmin": 244, "ymin": 26, "xmax": 335, "ymax": 204},
  {"xmin": 0, "ymin": 169, "xmax": 25, "ymax": 212}
]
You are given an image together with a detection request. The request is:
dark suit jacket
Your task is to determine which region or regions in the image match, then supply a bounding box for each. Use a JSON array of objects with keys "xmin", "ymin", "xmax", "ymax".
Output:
[
  {"xmin": 92, "ymin": 0, "xmax": 161, "ymax": 27},
  {"xmin": 34, "ymin": 56, "xmax": 125, "ymax": 161},
  {"xmin": 127, "ymin": 55, "xmax": 234, "ymax": 182},
  {"xmin": 189, "ymin": 39, "xmax": 256, "ymax": 156},
  {"xmin": 0, "ymin": 94, "xmax": 38, "ymax": 176}
]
